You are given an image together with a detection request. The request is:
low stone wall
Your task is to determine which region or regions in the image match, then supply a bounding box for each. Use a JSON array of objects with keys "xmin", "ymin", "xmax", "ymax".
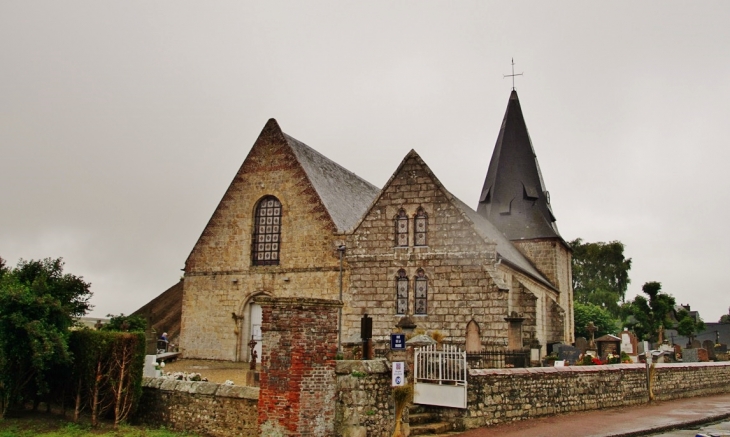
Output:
[
  {"xmin": 133, "ymin": 377, "xmax": 259, "ymax": 437},
  {"xmin": 335, "ymin": 360, "xmax": 400, "ymax": 437},
  {"xmin": 446, "ymin": 362, "xmax": 730, "ymax": 430}
]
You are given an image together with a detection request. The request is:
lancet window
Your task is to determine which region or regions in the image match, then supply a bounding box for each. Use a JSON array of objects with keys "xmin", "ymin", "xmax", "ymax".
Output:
[
  {"xmin": 396, "ymin": 269, "xmax": 409, "ymax": 315},
  {"xmin": 252, "ymin": 196, "xmax": 282, "ymax": 266},
  {"xmin": 415, "ymin": 269, "xmax": 428, "ymax": 315},
  {"xmin": 395, "ymin": 208, "xmax": 409, "ymax": 247},
  {"xmin": 414, "ymin": 207, "xmax": 428, "ymax": 246}
]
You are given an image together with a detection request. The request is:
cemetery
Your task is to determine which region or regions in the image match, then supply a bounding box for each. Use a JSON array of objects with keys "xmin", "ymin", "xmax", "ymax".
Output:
[{"xmin": 128, "ymin": 298, "xmax": 730, "ymax": 437}]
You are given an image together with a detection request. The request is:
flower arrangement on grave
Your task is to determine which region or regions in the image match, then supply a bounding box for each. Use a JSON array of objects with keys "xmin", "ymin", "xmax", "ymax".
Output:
[
  {"xmin": 579, "ymin": 354, "xmax": 604, "ymax": 365},
  {"xmin": 620, "ymin": 351, "xmax": 632, "ymax": 363},
  {"xmin": 606, "ymin": 353, "xmax": 621, "ymax": 364}
]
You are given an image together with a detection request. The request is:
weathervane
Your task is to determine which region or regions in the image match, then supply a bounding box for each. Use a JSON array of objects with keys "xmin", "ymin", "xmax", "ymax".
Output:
[{"xmin": 503, "ymin": 58, "xmax": 523, "ymax": 90}]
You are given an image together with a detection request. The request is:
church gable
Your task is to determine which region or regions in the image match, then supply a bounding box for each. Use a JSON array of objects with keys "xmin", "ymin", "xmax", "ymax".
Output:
[
  {"xmin": 185, "ymin": 119, "xmax": 343, "ymax": 273},
  {"xmin": 344, "ymin": 150, "xmax": 510, "ymax": 344},
  {"xmin": 350, "ymin": 150, "xmax": 497, "ymax": 256}
]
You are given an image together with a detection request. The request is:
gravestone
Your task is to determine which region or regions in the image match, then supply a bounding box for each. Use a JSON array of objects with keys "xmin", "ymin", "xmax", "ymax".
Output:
[
  {"xmin": 585, "ymin": 322, "xmax": 598, "ymax": 349},
  {"xmin": 638, "ymin": 341, "xmax": 650, "ymax": 355},
  {"xmin": 575, "ymin": 337, "xmax": 589, "ymax": 354},
  {"xmin": 557, "ymin": 345, "xmax": 581, "ymax": 365},
  {"xmin": 143, "ymin": 355, "xmax": 158, "ymax": 378},
  {"xmin": 697, "ymin": 348, "xmax": 709, "ymax": 362},
  {"xmin": 716, "ymin": 343, "xmax": 728, "ymax": 354},
  {"xmin": 683, "ymin": 348, "xmax": 699, "ymax": 363},
  {"xmin": 674, "ymin": 344, "xmax": 683, "ymax": 361},
  {"xmin": 703, "ymin": 340, "xmax": 716, "ymax": 360},
  {"xmin": 691, "ymin": 339, "xmax": 702, "ymax": 349},
  {"xmin": 620, "ymin": 329, "xmax": 638, "ymax": 356},
  {"xmin": 551, "ymin": 343, "xmax": 563, "ymax": 355},
  {"xmin": 596, "ymin": 334, "xmax": 621, "ymax": 359}
]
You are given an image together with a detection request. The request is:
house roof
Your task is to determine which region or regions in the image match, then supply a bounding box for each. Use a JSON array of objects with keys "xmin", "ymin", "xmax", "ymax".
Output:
[
  {"xmin": 477, "ymin": 90, "xmax": 561, "ymax": 241},
  {"xmin": 281, "ymin": 125, "xmax": 380, "ymax": 233}
]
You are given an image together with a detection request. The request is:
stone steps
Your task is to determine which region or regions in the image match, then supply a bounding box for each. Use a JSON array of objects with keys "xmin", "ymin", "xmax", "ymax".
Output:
[
  {"xmin": 409, "ymin": 421, "xmax": 453, "ymax": 436},
  {"xmin": 408, "ymin": 412, "xmax": 438, "ymax": 425}
]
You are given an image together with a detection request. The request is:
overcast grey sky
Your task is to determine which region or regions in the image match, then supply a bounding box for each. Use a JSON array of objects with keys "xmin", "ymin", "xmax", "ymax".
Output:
[{"xmin": 2, "ymin": 2, "xmax": 729, "ymax": 323}]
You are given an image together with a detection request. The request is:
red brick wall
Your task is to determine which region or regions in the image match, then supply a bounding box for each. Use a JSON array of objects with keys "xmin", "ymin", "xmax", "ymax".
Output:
[{"xmin": 256, "ymin": 296, "xmax": 342, "ymax": 436}]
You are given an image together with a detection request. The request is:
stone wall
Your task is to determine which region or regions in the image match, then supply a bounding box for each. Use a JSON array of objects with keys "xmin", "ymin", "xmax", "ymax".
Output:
[
  {"xmin": 335, "ymin": 360, "xmax": 398, "ymax": 437},
  {"xmin": 443, "ymin": 362, "xmax": 730, "ymax": 430},
  {"xmin": 135, "ymin": 362, "xmax": 730, "ymax": 436},
  {"xmin": 345, "ymin": 152, "xmax": 509, "ymax": 345},
  {"xmin": 180, "ymin": 120, "xmax": 345, "ymax": 361},
  {"xmin": 134, "ymin": 377, "xmax": 259, "ymax": 437}
]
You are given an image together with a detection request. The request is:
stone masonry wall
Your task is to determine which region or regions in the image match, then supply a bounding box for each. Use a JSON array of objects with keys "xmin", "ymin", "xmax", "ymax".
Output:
[
  {"xmin": 335, "ymin": 360, "xmax": 398, "ymax": 437},
  {"xmin": 512, "ymin": 239, "xmax": 574, "ymax": 343},
  {"xmin": 257, "ymin": 296, "xmax": 341, "ymax": 436},
  {"xmin": 346, "ymin": 152, "xmax": 508, "ymax": 346},
  {"xmin": 181, "ymin": 120, "xmax": 344, "ymax": 360},
  {"xmin": 442, "ymin": 362, "xmax": 730, "ymax": 431},
  {"xmin": 134, "ymin": 377, "xmax": 259, "ymax": 437}
]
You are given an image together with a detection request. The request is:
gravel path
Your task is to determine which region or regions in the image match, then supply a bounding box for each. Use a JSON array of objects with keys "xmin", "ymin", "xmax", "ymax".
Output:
[{"xmin": 161, "ymin": 359, "xmax": 258, "ymax": 386}]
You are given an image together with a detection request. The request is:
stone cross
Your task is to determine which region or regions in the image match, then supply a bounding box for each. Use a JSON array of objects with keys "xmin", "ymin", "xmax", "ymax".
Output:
[
  {"xmin": 658, "ymin": 325, "xmax": 664, "ymax": 344},
  {"xmin": 586, "ymin": 322, "xmax": 598, "ymax": 349}
]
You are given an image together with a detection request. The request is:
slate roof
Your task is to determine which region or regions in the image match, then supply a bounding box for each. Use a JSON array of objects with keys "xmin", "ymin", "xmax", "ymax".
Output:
[
  {"xmin": 450, "ymin": 192, "xmax": 555, "ymax": 290},
  {"xmin": 283, "ymin": 130, "xmax": 380, "ymax": 233},
  {"xmin": 132, "ymin": 280, "xmax": 183, "ymax": 342},
  {"xmin": 665, "ymin": 323, "xmax": 730, "ymax": 348},
  {"xmin": 372, "ymin": 149, "xmax": 555, "ymax": 290},
  {"xmin": 477, "ymin": 90, "xmax": 561, "ymax": 241}
]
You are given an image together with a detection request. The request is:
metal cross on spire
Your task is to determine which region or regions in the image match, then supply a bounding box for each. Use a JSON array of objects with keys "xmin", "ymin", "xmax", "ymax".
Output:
[{"xmin": 503, "ymin": 58, "xmax": 523, "ymax": 90}]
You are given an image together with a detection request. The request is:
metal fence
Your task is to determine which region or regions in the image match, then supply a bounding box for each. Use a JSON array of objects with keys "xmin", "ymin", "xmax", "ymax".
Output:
[{"xmin": 466, "ymin": 349, "xmax": 530, "ymax": 369}]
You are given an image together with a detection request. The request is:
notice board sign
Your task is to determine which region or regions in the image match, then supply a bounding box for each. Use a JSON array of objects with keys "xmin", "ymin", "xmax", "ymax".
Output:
[
  {"xmin": 392, "ymin": 361, "xmax": 405, "ymax": 387},
  {"xmin": 390, "ymin": 333, "xmax": 406, "ymax": 350}
]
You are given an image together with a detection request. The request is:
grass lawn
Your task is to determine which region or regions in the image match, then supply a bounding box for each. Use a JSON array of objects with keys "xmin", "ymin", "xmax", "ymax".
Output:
[{"xmin": 0, "ymin": 411, "xmax": 199, "ymax": 437}]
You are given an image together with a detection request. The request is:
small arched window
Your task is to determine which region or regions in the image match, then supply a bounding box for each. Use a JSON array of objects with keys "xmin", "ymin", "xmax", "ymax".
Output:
[
  {"xmin": 252, "ymin": 196, "xmax": 282, "ymax": 266},
  {"xmin": 396, "ymin": 269, "xmax": 409, "ymax": 315},
  {"xmin": 414, "ymin": 207, "xmax": 428, "ymax": 246},
  {"xmin": 395, "ymin": 208, "xmax": 409, "ymax": 247},
  {"xmin": 415, "ymin": 269, "xmax": 428, "ymax": 315}
]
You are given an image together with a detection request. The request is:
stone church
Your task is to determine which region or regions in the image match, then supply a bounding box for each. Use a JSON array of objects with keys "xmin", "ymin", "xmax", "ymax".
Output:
[{"xmin": 176, "ymin": 90, "xmax": 574, "ymax": 361}]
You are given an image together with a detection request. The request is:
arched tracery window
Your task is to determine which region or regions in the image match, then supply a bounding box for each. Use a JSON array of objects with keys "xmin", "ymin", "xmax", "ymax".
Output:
[
  {"xmin": 395, "ymin": 208, "xmax": 408, "ymax": 247},
  {"xmin": 396, "ymin": 269, "xmax": 409, "ymax": 315},
  {"xmin": 415, "ymin": 269, "xmax": 428, "ymax": 315},
  {"xmin": 252, "ymin": 196, "xmax": 281, "ymax": 266},
  {"xmin": 414, "ymin": 207, "xmax": 428, "ymax": 246}
]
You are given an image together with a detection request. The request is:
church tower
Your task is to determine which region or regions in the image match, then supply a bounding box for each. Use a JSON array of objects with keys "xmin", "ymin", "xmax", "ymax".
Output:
[{"xmin": 477, "ymin": 90, "xmax": 573, "ymax": 342}]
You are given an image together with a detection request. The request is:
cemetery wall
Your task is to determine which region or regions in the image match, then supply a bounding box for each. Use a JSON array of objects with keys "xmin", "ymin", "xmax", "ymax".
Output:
[
  {"xmin": 334, "ymin": 360, "xmax": 399, "ymax": 437},
  {"xmin": 133, "ymin": 377, "xmax": 259, "ymax": 437},
  {"xmin": 450, "ymin": 362, "xmax": 730, "ymax": 430}
]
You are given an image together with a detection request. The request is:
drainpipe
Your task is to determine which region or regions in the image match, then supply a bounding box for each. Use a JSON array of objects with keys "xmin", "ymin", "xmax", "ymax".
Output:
[{"xmin": 337, "ymin": 244, "xmax": 346, "ymax": 353}]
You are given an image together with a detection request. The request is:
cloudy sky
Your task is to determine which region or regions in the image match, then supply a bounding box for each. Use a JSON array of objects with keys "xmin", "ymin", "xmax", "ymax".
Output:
[{"xmin": 2, "ymin": 2, "xmax": 729, "ymax": 323}]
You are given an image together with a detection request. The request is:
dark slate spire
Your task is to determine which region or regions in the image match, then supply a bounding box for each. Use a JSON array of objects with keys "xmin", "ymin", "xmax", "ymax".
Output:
[{"xmin": 477, "ymin": 90, "xmax": 561, "ymax": 240}]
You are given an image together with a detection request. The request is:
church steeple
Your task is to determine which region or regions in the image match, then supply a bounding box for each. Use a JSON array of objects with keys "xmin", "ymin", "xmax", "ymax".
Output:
[{"xmin": 477, "ymin": 90, "xmax": 561, "ymax": 240}]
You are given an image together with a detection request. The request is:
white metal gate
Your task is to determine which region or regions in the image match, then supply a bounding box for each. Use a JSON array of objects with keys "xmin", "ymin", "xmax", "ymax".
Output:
[{"xmin": 413, "ymin": 344, "xmax": 467, "ymax": 409}]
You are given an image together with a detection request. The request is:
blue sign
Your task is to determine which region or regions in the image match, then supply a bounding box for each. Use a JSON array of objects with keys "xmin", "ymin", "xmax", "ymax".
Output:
[{"xmin": 390, "ymin": 333, "xmax": 406, "ymax": 350}]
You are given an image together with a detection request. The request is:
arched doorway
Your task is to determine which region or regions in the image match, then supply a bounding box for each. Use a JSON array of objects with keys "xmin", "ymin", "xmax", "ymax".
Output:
[
  {"xmin": 238, "ymin": 294, "xmax": 267, "ymax": 362},
  {"xmin": 249, "ymin": 302, "xmax": 263, "ymax": 360}
]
